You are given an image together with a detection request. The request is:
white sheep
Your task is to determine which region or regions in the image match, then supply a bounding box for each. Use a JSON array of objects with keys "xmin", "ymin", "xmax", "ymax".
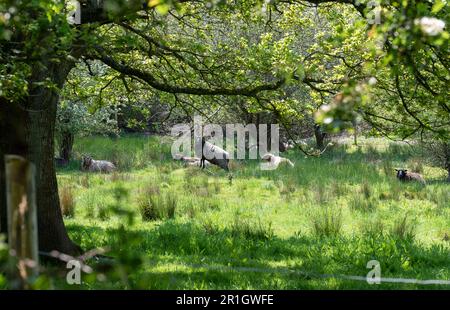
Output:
[
  {"xmin": 81, "ymin": 155, "xmax": 116, "ymax": 173},
  {"xmin": 200, "ymin": 137, "xmax": 230, "ymax": 171},
  {"xmin": 261, "ymin": 153, "xmax": 294, "ymax": 170}
]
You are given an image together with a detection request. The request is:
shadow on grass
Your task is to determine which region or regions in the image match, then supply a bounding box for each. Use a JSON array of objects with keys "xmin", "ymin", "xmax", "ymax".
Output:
[{"xmin": 66, "ymin": 220, "xmax": 450, "ymax": 289}]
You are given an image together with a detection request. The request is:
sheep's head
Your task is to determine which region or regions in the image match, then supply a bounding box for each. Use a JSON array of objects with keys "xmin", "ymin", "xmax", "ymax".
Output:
[
  {"xmin": 173, "ymin": 153, "xmax": 184, "ymax": 160},
  {"xmin": 395, "ymin": 169, "xmax": 408, "ymax": 179},
  {"xmin": 81, "ymin": 155, "xmax": 93, "ymax": 170},
  {"xmin": 261, "ymin": 153, "xmax": 273, "ymax": 162}
]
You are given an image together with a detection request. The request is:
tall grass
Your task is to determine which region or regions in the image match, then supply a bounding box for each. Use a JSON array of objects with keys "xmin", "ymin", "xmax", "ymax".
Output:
[
  {"xmin": 59, "ymin": 185, "xmax": 75, "ymax": 217},
  {"xmin": 74, "ymin": 135, "xmax": 173, "ymax": 171},
  {"xmin": 391, "ymin": 215, "xmax": 416, "ymax": 240},
  {"xmin": 311, "ymin": 207, "xmax": 343, "ymax": 237},
  {"xmin": 231, "ymin": 215, "xmax": 274, "ymax": 240},
  {"xmin": 137, "ymin": 185, "xmax": 177, "ymax": 221},
  {"xmin": 54, "ymin": 135, "xmax": 450, "ymax": 289}
]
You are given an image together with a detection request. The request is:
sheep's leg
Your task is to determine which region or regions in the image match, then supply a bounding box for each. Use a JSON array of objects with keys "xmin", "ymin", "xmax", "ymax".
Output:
[{"xmin": 200, "ymin": 158, "xmax": 205, "ymax": 169}]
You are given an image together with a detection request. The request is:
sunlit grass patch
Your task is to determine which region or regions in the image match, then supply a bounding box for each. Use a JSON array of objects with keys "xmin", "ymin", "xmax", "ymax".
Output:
[{"xmin": 54, "ymin": 135, "xmax": 450, "ymax": 289}]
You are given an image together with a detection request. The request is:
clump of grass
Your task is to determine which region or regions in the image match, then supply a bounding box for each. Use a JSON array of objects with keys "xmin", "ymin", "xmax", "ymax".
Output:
[
  {"xmin": 378, "ymin": 191, "xmax": 391, "ymax": 200},
  {"xmin": 97, "ymin": 205, "xmax": 111, "ymax": 221},
  {"xmin": 230, "ymin": 215, "xmax": 273, "ymax": 240},
  {"xmin": 184, "ymin": 166, "xmax": 201, "ymax": 180},
  {"xmin": 391, "ymin": 215, "xmax": 416, "ymax": 240},
  {"xmin": 165, "ymin": 194, "xmax": 177, "ymax": 219},
  {"xmin": 330, "ymin": 181, "xmax": 347, "ymax": 197},
  {"xmin": 407, "ymin": 158, "xmax": 424, "ymax": 174},
  {"xmin": 80, "ymin": 174, "xmax": 90, "ymax": 188},
  {"xmin": 262, "ymin": 181, "xmax": 276, "ymax": 191},
  {"xmin": 349, "ymin": 195, "xmax": 376, "ymax": 212},
  {"xmin": 185, "ymin": 202, "xmax": 197, "ymax": 218},
  {"xmin": 365, "ymin": 145, "xmax": 381, "ymax": 162},
  {"xmin": 137, "ymin": 186, "xmax": 177, "ymax": 221},
  {"xmin": 311, "ymin": 207, "xmax": 343, "ymax": 237},
  {"xmin": 213, "ymin": 179, "xmax": 221, "ymax": 194},
  {"xmin": 109, "ymin": 173, "xmax": 131, "ymax": 182},
  {"xmin": 157, "ymin": 171, "xmax": 171, "ymax": 185},
  {"xmin": 361, "ymin": 218, "xmax": 385, "ymax": 237},
  {"xmin": 59, "ymin": 186, "xmax": 75, "ymax": 217},
  {"xmin": 427, "ymin": 187, "xmax": 450, "ymax": 208},
  {"xmin": 278, "ymin": 179, "xmax": 296, "ymax": 200},
  {"xmin": 201, "ymin": 199, "xmax": 220, "ymax": 211},
  {"xmin": 237, "ymin": 182, "xmax": 248, "ymax": 197},
  {"xmin": 202, "ymin": 218, "xmax": 220, "ymax": 235},
  {"xmin": 382, "ymin": 160, "xmax": 393, "ymax": 176},
  {"xmin": 110, "ymin": 149, "xmax": 134, "ymax": 171},
  {"xmin": 360, "ymin": 181, "xmax": 372, "ymax": 199},
  {"xmin": 183, "ymin": 174, "xmax": 211, "ymax": 197},
  {"xmin": 313, "ymin": 183, "xmax": 332, "ymax": 204}
]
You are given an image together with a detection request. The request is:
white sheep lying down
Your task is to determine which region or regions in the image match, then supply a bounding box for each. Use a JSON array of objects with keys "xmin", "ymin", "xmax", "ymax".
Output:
[
  {"xmin": 261, "ymin": 153, "xmax": 294, "ymax": 169},
  {"xmin": 174, "ymin": 154, "xmax": 210, "ymax": 167},
  {"xmin": 81, "ymin": 155, "xmax": 116, "ymax": 173}
]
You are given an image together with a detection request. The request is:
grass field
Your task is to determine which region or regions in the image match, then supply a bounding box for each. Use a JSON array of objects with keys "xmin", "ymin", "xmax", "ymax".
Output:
[{"xmin": 55, "ymin": 135, "xmax": 449, "ymax": 289}]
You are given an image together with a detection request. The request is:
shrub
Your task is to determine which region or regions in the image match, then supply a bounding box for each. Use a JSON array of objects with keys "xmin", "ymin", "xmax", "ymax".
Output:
[
  {"xmin": 311, "ymin": 207, "xmax": 343, "ymax": 237},
  {"xmin": 422, "ymin": 140, "xmax": 450, "ymax": 181},
  {"xmin": 59, "ymin": 186, "xmax": 75, "ymax": 217}
]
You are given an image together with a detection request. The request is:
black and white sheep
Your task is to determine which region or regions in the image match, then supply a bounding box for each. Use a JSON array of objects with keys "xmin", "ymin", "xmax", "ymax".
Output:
[
  {"xmin": 81, "ymin": 155, "xmax": 116, "ymax": 173},
  {"xmin": 395, "ymin": 169, "xmax": 426, "ymax": 184},
  {"xmin": 199, "ymin": 137, "xmax": 230, "ymax": 171}
]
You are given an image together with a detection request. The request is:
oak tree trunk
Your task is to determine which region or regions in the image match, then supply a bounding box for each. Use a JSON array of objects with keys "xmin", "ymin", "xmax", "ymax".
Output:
[
  {"xmin": 314, "ymin": 124, "xmax": 326, "ymax": 150},
  {"xmin": 0, "ymin": 61, "xmax": 81, "ymax": 256}
]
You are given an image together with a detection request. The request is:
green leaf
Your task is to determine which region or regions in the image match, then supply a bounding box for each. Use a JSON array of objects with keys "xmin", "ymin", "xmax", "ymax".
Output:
[{"xmin": 432, "ymin": 0, "xmax": 446, "ymax": 13}]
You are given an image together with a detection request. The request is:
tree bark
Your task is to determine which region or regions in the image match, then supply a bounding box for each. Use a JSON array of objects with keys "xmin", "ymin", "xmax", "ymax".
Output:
[
  {"xmin": 59, "ymin": 131, "xmax": 75, "ymax": 162},
  {"xmin": 444, "ymin": 143, "xmax": 450, "ymax": 183},
  {"xmin": 351, "ymin": 119, "xmax": 358, "ymax": 146},
  {"xmin": 0, "ymin": 61, "xmax": 81, "ymax": 256},
  {"xmin": 314, "ymin": 124, "xmax": 326, "ymax": 150},
  {"xmin": 0, "ymin": 102, "xmax": 28, "ymax": 238}
]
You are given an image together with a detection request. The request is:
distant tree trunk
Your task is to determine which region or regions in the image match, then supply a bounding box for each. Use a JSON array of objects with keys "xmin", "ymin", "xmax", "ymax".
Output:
[
  {"xmin": 59, "ymin": 131, "xmax": 74, "ymax": 162},
  {"xmin": 352, "ymin": 119, "xmax": 358, "ymax": 146},
  {"xmin": 445, "ymin": 144, "xmax": 450, "ymax": 183},
  {"xmin": 0, "ymin": 60, "xmax": 81, "ymax": 255},
  {"xmin": 314, "ymin": 124, "xmax": 326, "ymax": 150},
  {"xmin": 255, "ymin": 113, "xmax": 260, "ymax": 155}
]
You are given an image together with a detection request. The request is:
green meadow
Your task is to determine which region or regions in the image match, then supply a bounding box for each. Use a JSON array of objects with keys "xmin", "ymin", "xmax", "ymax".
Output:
[{"xmin": 54, "ymin": 135, "xmax": 449, "ymax": 289}]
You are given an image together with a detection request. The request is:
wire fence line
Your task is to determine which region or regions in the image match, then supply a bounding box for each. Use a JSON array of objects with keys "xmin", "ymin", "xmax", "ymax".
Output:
[
  {"xmin": 35, "ymin": 249, "xmax": 450, "ymax": 286},
  {"xmin": 174, "ymin": 263, "xmax": 450, "ymax": 286}
]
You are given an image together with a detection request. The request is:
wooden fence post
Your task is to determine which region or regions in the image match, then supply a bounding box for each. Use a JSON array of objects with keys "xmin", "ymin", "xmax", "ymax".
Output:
[{"xmin": 4, "ymin": 155, "xmax": 39, "ymax": 284}]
